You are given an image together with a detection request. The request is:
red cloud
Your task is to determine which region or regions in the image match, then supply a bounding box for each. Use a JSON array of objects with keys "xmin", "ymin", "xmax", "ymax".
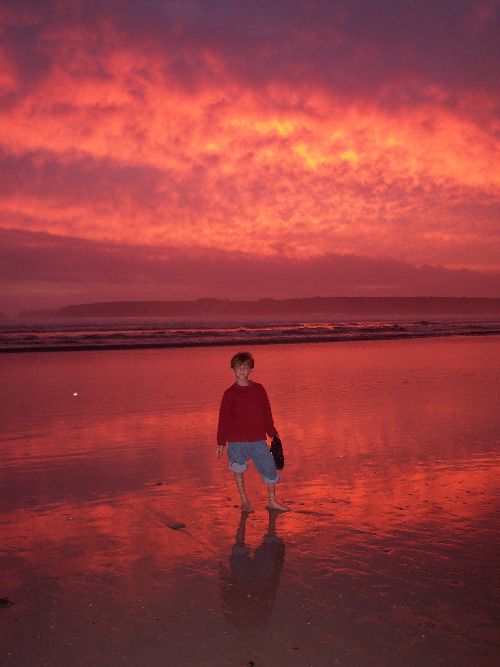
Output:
[{"xmin": 0, "ymin": 1, "xmax": 499, "ymax": 313}]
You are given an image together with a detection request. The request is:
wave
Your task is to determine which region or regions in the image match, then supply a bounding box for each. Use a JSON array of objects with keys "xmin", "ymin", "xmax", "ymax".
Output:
[{"xmin": 0, "ymin": 318, "xmax": 499, "ymax": 352}]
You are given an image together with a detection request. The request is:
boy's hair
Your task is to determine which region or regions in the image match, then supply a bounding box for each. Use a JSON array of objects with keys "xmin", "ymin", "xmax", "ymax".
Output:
[{"xmin": 230, "ymin": 351, "xmax": 254, "ymax": 369}]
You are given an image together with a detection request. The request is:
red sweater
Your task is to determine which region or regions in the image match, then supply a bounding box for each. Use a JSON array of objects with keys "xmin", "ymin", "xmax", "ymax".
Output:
[{"xmin": 217, "ymin": 381, "xmax": 277, "ymax": 446}]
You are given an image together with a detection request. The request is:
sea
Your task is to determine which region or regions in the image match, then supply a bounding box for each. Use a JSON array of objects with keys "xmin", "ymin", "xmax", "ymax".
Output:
[{"xmin": 0, "ymin": 316, "xmax": 499, "ymax": 352}]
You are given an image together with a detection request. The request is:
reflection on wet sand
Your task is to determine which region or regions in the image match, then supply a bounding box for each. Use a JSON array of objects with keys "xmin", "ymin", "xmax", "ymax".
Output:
[
  {"xmin": 0, "ymin": 337, "xmax": 499, "ymax": 665},
  {"xmin": 220, "ymin": 510, "xmax": 285, "ymax": 627}
]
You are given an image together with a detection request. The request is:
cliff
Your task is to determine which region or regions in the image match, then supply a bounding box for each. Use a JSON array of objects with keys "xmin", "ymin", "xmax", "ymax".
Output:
[{"xmin": 18, "ymin": 297, "xmax": 500, "ymax": 319}]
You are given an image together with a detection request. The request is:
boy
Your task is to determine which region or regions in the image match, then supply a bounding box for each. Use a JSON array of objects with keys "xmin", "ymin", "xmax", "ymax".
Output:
[{"xmin": 217, "ymin": 351, "xmax": 288, "ymax": 512}]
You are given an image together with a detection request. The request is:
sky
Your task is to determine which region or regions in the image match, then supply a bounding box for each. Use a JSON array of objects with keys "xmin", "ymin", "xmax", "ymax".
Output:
[{"xmin": 0, "ymin": 0, "xmax": 499, "ymax": 314}]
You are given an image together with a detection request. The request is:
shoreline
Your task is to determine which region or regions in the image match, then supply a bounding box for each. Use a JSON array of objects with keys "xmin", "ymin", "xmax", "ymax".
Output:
[{"xmin": 1, "ymin": 328, "xmax": 499, "ymax": 354}]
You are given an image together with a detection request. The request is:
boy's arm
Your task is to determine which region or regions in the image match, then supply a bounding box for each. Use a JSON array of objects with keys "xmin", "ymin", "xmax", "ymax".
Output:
[
  {"xmin": 217, "ymin": 389, "xmax": 232, "ymax": 447},
  {"xmin": 261, "ymin": 386, "xmax": 278, "ymax": 437}
]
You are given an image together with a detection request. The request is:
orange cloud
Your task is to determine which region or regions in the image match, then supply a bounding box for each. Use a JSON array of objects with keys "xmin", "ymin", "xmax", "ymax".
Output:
[{"xmin": 0, "ymin": 0, "xmax": 499, "ymax": 310}]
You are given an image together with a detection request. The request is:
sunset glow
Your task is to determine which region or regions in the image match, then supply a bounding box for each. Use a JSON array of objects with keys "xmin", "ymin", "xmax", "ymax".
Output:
[{"xmin": 1, "ymin": 0, "xmax": 499, "ymax": 313}]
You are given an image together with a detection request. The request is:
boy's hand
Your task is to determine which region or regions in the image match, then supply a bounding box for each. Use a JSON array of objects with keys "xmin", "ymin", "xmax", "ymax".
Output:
[{"xmin": 216, "ymin": 445, "xmax": 225, "ymax": 459}]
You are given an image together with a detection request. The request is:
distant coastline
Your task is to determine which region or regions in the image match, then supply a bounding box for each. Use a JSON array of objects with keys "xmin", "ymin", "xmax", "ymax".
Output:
[{"xmin": 18, "ymin": 296, "xmax": 500, "ymax": 319}]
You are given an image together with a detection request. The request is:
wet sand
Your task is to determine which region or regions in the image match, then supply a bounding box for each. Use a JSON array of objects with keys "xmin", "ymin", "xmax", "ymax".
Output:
[{"xmin": 1, "ymin": 336, "xmax": 499, "ymax": 666}]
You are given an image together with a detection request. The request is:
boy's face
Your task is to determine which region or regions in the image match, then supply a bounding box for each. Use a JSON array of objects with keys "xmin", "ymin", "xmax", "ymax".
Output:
[{"xmin": 233, "ymin": 360, "xmax": 252, "ymax": 382}]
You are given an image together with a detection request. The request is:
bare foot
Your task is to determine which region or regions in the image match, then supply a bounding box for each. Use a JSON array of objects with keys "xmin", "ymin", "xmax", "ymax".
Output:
[{"xmin": 266, "ymin": 502, "xmax": 290, "ymax": 512}]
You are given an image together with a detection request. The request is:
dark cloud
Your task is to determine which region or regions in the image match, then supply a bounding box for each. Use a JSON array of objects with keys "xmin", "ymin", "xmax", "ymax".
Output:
[
  {"xmin": 124, "ymin": 0, "xmax": 500, "ymax": 119},
  {"xmin": 2, "ymin": 1, "xmax": 498, "ymax": 114},
  {"xmin": 4, "ymin": 24, "xmax": 51, "ymax": 80},
  {"xmin": 1, "ymin": 228, "xmax": 498, "ymax": 313},
  {"xmin": 0, "ymin": 149, "xmax": 169, "ymax": 208}
]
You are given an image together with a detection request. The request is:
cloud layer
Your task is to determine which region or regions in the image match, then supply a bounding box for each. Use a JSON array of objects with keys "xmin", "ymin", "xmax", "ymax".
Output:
[
  {"xmin": 1, "ymin": 228, "xmax": 498, "ymax": 315},
  {"xmin": 0, "ymin": 0, "xmax": 499, "ymax": 311}
]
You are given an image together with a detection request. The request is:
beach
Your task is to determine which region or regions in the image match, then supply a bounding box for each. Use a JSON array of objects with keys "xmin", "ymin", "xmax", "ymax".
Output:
[{"xmin": 1, "ymin": 336, "xmax": 499, "ymax": 666}]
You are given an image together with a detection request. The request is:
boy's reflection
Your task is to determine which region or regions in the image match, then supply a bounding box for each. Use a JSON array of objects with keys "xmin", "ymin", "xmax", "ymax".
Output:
[{"xmin": 219, "ymin": 509, "xmax": 285, "ymax": 627}]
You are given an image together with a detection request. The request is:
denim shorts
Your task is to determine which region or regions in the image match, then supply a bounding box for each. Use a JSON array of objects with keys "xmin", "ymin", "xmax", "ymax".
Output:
[{"xmin": 227, "ymin": 440, "xmax": 279, "ymax": 484}]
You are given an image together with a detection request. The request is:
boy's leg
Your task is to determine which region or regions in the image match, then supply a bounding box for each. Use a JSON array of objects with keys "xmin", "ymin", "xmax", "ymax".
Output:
[
  {"xmin": 267, "ymin": 483, "xmax": 289, "ymax": 512},
  {"xmin": 234, "ymin": 472, "xmax": 253, "ymax": 512},
  {"xmin": 227, "ymin": 443, "xmax": 253, "ymax": 512},
  {"xmin": 250, "ymin": 441, "xmax": 289, "ymax": 511}
]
